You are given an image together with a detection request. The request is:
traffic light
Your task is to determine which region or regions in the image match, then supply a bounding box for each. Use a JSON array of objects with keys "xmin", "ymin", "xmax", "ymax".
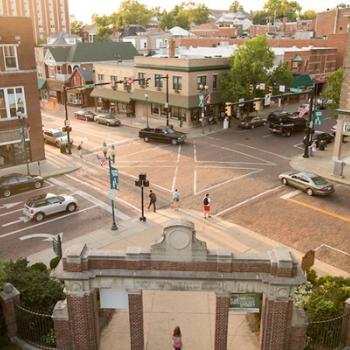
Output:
[
  {"xmin": 268, "ymin": 86, "xmax": 273, "ymax": 94},
  {"xmin": 225, "ymin": 103, "xmax": 232, "ymax": 117},
  {"xmin": 249, "ymin": 84, "xmax": 254, "ymax": 95}
]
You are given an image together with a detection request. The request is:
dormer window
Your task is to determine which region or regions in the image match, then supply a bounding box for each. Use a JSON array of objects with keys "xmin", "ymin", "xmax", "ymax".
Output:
[{"xmin": 3, "ymin": 46, "xmax": 19, "ymax": 70}]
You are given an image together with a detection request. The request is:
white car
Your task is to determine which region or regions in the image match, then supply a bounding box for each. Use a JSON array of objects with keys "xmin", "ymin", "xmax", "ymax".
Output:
[
  {"xmin": 23, "ymin": 193, "xmax": 78, "ymax": 222},
  {"xmin": 43, "ymin": 128, "xmax": 73, "ymax": 147}
]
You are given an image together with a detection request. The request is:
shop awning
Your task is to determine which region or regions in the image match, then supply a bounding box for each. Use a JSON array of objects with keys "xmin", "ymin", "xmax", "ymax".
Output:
[
  {"xmin": 37, "ymin": 79, "xmax": 47, "ymax": 90},
  {"xmin": 292, "ymin": 74, "xmax": 313, "ymax": 89},
  {"xmin": 90, "ymin": 88, "xmax": 131, "ymax": 104}
]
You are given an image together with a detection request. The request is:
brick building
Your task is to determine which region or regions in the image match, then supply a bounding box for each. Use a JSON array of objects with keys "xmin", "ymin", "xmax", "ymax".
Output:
[
  {"xmin": 0, "ymin": 17, "xmax": 44, "ymax": 169},
  {"xmin": 315, "ymin": 6, "xmax": 350, "ymax": 37},
  {"xmin": 191, "ymin": 22, "xmax": 238, "ymax": 39},
  {"xmin": 0, "ymin": 0, "xmax": 70, "ymax": 43}
]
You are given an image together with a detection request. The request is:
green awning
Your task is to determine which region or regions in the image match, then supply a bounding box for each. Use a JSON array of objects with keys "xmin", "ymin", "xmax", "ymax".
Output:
[
  {"xmin": 38, "ymin": 79, "xmax": 47, "ymax": 90},
  {"xmin": 292, "ymin": 74, "xmax": 313, "ymax": 89},
  {"xmin": 90, "ymin": 88, "xmax": 131, "ymax": 103}
]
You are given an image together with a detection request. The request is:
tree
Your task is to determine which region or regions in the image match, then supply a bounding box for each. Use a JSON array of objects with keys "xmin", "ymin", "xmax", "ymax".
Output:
[
  {"xmin": 70, "ymin": 20, "xmax": 83, "ymax": 35},
  {"xmin": 321, "ymin": 68, "xmax": 343, "ymax": 109},
  {"xmin": 160, "ymin": 11, "xmax": 176, "ymax": 30},
  {"xmin": 252, "ymin": 10, "xmax": 270, "ymax": 25},
  {"xmin": 92, "ymin": 14, "xmax": 113, "ymax": 41},
  {"xmin": 118, "ymin": 0, "xmax": 151, "ymax": 27},
  {"xmin": 300, "ymin": 9, "xmax": 316, "ymax": 19},
  {"xmin": 269, "ymin": 62, "xmax": 293, "ymax": 87},
  {"xmin": 229, "ymin": 1, "xmax": 244, "ymax": 12},
  {"xmin": 263, "ymin": 0, "xmax": 302, "ymax": 21},
  {"xmin": 221, "ymin": 35, "xmax": 274, "ymax": 105},
  {"xmin": 186, "ymin": 3, "xmax": 210, "ymax": 25}
]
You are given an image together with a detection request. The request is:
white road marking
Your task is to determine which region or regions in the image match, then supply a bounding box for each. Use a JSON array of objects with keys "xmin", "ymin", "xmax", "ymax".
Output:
[
  {"xmin": 0, "ymin": 201, "xmax": 22, "ymax": 209},
  {"xmin": 215, "ymin": 185, "xmax": 284, "ymax": 217},
  {"xmin": 263, "ymin": 134, "xmax": 273, "ymax": 138},
  {"xmin": 52, "ymin": 176, "xmax": 133, "ymax": 218},
  {"xmin": 280, "ymin": 190, "xmax": 301, "ymax": 200},
  {"xmin": 2, "ymin": 218, "xmax": 24, "ymax": 227},
  {"xmin": 293, "ymin": 143, "xmax": 304, "ymax": 151},
  {"xmin": 0, "ymin": 208, "xmax": 23, "ymax": 217},
  {"xmin": 171, "ymin": 145, "xmax": 181, "ymax": 192},
  {"xmin": 193, "ymin": 142, "xmax": 197, "ymax": 162},
  {"xmin": 0, "ymin": 205, "xmax": 97, "ymax": 239},
  {"xmin": 236, "ymin": 143, "xmax": 290, "ymax": 160},
  {"xmin": 314, "ymin": 243, "xmax": 350, "ymax": 257}
]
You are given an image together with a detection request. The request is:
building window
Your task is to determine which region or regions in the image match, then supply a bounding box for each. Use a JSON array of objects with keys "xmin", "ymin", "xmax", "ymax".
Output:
[
  {"xmin": 3, "ymin": 46, "xmax": 19, "ymax": 70},
  {"xmin": 212, "ymin": 75, "xmax": 218, "ymax": 90},
  {"xmin": 0, "ymin": 87, "xmax": 26, "ymax": 120},
  {"xmin": 155, "ymin": 74, "xmax": 163, "ymax": 88},
  {"xmin": 111, "ymin": 75, "xmax": 117, "ymax": 89},
  {"xmin": 97, "ymin": 74, "xmax": 104, "ymax": 82},
  {"xmin": 48, "ymin": 66, "xmax": 55, "ymax": 78},
  {"xmin": 57, "ymin": 66, "xmax": 61, "ymax": 74},
  {"xmin": 138, "ymin": 72, "xmax": 145, "ymax": 85},
  {"xmin": 197, "ymin": 75, "xmax": 207, "ymax": 90},
  {"xmin": 309, "ymin": 63, "xmax": 319, "ymax": 71},
  {"xmin": 292, "ymin": 61, "xmax": 300, "ymax": 69},
  {"xmin": 151, "ymin": 104, "xmax": 160, "ymax": 115},
  {"xmin": 171, "ymin": 107, "xmax": 186, "ymax": 120},
  {"xmin": 173, "ymin": 76, "xmax": 182, "ymax": 91},
  {"xmin": 123, "ymin": 77, "xmax": 128, "ymax": 91}
]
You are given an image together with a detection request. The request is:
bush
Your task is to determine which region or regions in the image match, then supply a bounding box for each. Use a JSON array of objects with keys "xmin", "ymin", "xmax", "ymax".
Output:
[
  {"xmin": 31, "ymin": 262, "xmax": 47, "ymax": 272},
  {"xmin": 306, "ymin": 269, "xmax": 318, "ymax": 285},
  {"xmin": 50, "ymin": 257, "xmax": 60, "ymax": 270}
]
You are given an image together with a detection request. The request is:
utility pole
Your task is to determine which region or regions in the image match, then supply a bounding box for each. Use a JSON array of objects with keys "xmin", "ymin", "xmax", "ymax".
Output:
[
  {"xmin": 303, "ymin": 85, "xmax": 315, "ymax": 158},
  {"xmin": 165, "ymin": 74, "xmax": 169, "ymax": 126},
  {"xmin": 63, "ymin": 87, "xmax": 72, "ymax": 154}
]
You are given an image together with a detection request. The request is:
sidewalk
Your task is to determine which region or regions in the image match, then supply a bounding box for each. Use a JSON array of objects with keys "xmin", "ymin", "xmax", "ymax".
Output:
[{"xmin": 290, "ymin": 144, "xmax": 350, "ymax": 186}]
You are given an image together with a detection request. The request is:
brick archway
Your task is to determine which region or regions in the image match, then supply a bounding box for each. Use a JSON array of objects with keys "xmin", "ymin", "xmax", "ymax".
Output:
[{"xmin": 54, "ymin": 220, "xmax": 306, "ymax": 350}]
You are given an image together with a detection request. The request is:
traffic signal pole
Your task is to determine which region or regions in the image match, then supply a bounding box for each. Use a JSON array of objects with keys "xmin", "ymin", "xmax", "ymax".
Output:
[{"xmin": 63, "ymin": 87, "xmax": 71, "ymax": 154}]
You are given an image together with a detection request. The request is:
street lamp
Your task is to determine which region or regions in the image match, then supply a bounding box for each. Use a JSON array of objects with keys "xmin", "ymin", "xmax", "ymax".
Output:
[
  {"xmin": 17, "ymin": 111, "xmax": 30, "ymax": 175},
  {"xmin": 63, "ymin": 87, "xmax": 72, "ymax": 154},
  {"xmin": 135, "ymin": 173, "xmax": 149, "ymax": 222},
  {"xmin": 102, "ymin": 142, "xmax": 118, "ymax": 230},
  {"xmin": 303, "ymin": 85, "xmax": 316, "ymax": 158},
  {"xmin": 145, "ymin": 93, "xmax": 149, "ymax": 128},
  {"xmin": 199, "ymin": 84, "xmax": 209, "ymax": 134}
]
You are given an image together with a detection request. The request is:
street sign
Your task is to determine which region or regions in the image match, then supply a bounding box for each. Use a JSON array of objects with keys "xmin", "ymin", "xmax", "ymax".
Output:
[
  {"xmin": 64, "ymin": 119, "xmax": 70, "ymax": 126},
  {"xmin": 279, "ymin": 85, "xmax": 285, "ymax": 93},
  {"xmin": 264, "ymin": 93, "xmax": 271, "ymax": 106},
  {"xmin": 259, "ymin": 83, "xmax": 265, "ymax": 90},
  {"xmin": 238, "ymin": 98, "xmax": 245, "ymax": 107},
  {"xmin": 314, "ymin": 111, "xmax": 323, "ymax": 125},
  {"xmin": 84, "ymin": 83, "xmax": 96, "ymax": 89},
  {"xmin": 107, "ymin": 189, "xmax": 116, "ymax": 200},
  {"xmin": 230, "ymin": 293, "xmax": 261, "ymax": 312}
]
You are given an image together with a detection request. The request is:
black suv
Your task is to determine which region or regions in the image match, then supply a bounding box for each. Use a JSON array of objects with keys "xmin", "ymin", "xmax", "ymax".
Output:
[
  {"xmin": 0, "ymin": 173, "xmax": 44, "ymax": 197},
  {"xmin": 268, "ymin": 111, "xmax": 307, "ymax": 137}
]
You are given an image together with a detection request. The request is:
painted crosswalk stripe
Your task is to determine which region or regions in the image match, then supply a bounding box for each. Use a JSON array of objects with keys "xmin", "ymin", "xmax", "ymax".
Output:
[
  {"xmin": 2, "ymin": 218, "xmax": 23, "ymax": 227},
  {"xmin": 280, "ymin": 190, "xmax": 301, "ymax": 200}
]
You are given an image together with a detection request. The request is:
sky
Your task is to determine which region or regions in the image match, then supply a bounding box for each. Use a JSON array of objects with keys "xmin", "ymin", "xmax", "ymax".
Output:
[{"xmin": 69, "ymin": 0, "xmax": 343, "ymax": 23}]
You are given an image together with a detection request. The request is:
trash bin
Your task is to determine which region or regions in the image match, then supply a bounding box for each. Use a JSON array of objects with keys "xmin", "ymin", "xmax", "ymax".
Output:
[{"xmin": 60, "ymin": 143, "xmax": 66, "ymax": 154}]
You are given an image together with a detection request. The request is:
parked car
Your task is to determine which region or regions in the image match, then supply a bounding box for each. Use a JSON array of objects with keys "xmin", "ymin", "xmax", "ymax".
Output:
[
  {"xmin": 23, "ymin": 193, "xmax": 78, "ymax": 222},
  {"xmin": 0, "ymin": 173, "xmax": 44, "ymax": 197},
  {"xmin": 311, "ymin": 131, "xmax": 334, "ymax": 147},
  {"xmin": 279, "ymin": 171, "xmax": 334, "ymax": 196},
  {"xmin": 268, "ymin": 113, "xmax": 307, "ymax": 137},
  {"xmin": 95, "ymin": 114, "xmax": 121, "ymax": 126},
  {"xmin": 239, "ymin": 116, "xmax": 267, "ymax": 129},
  {"xmin": 139, "ymin": 127, "xmax": 186, "ymax": 144},
  {"xmin": 74, "ymin": 110, "xmax": 96, "ymax": 121},
  {"xmin": 43, "ymin": 128, "xmax": 73, "ymax": 147}
]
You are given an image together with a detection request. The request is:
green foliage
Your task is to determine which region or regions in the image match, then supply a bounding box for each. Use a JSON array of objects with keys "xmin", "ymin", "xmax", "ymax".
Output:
[
  {"xmin": 160, "ymin": 11, "xmax": 176, "ymax": 30},
  {"xmin": 229, "ymin": 1, "xmax": 244, "ymax": 12},
  {"xmin": 118, "ymin": 0, "xmax": 151, "ymax": 27},
  {"xmin": 252, "ymin": 10, "xmax": 270, "ymax": 25},
  {"xmin": 269, "ymin": 62, "xmax": 293, "ymax": 87},
  {"xmin": 300, "ymin": 9, "xmax": 316, "ymax": 20},
  {"xmin": 221, "ymin": 35, "xmax": 274, "ymax": 103},
  {"xmin": 321, "ymin": 68, "xmax": 343, "ymax": 109},
  {"xmin": 70, "ymin": 20, "xmax": 83, "ymax": 35},
  {"xmin": 31, "ymin": 262, "xmax": 47, "ymax": 272},
  {"xmin": 185, "ymin": 2, "xmax": 210, "ymax": 25},
  {"xmin": 92, "ymin": 14, "xmax": 113, "ymax": 41},
  {"xmin": 1, "ymin": 258, "xmax": 64, "ymax": 313},
  {"xmin": 306, "ymin": 268, "xmax": 318, "ymax": 285},
  {"xmin": 263, "ymin": 0, "xmax": 302, "ymax": 21},
  {"xmin": 50, "ymin": 256, "xmax": 60, "ymax": 270}
]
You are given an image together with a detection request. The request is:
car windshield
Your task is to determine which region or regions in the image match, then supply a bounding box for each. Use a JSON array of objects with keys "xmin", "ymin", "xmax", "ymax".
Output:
[
  {"xmin": 103, "ymin": 115, "xmax": 113, "ymax": 119},
  {"xmin": 311, "ymin": 176, "xmax": 329, "ymax": 186},
  {"xmin": 52, "ymin": 131, "xmax": 65, "ymax": 138},
  {"xmin": 164, "ymin": 128, "xmax": 175, "ymax": 134}
]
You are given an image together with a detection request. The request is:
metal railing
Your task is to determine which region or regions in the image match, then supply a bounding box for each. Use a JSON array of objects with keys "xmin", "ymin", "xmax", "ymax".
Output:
[
  {"xmin": 15, "ymin": 304, "xmax": 56, "ymax": 350},
  {"xmin": 306, "ymin": 311, "xmax": 350, "ymax": 350}
]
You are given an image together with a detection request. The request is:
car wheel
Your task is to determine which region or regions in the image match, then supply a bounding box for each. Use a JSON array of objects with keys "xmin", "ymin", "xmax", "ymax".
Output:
[
  {"xmin": 171, "ymin": 139, "xmax": 177, "ymax": 145},
  {"xmin": 66, "ymin": 203, "xmax": 77, "ymax": 212},
  {"xmin": 3, "ymin": 189, "xmax": 11, "ymax": 197},
  {"xmin": 251, "ymin": 125, "xmax": 255, "ymax": 129},
  {"xmin": 34, "ymin": 212, "xmax": 45, "ymax": 222},
  {"xmin": 281, "ymin": 178, "xmax": 288, "ymax": 185},
  {"xmin": 106, "ymin": 122, "xmax": 110, "ymax": 126},
  {"xmin": 306, "ymin": 188, "xmax": 313, "ymax": 196},
  {"xmin": 34, "ymin": 181, "xmax": 42, "ymax": 189},
  {"xmin": 144, "ymin": 137, "xmax": 149, "ymax": 142},
  {"xmin": 285, "ymin": 130, "xmax": 291, "ymax": 137}
]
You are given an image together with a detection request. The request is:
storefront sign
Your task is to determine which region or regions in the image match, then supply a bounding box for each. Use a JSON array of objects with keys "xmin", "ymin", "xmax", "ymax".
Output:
[
  {"xmin": 343, "ymin": 121, "xmax": 350, "ymax": 136},
  {"xmin": 230, "ymin": 293, "xmax": 261, "ymax": 312}
]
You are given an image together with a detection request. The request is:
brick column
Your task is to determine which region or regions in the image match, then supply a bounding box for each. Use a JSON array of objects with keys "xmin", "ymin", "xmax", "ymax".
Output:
[
  {"xmin": 52, "ymin": 299, "xmax": 72, "ymax": 350},
  {"xmin": 66, "ymin": 289, "xmax": 100, "ymax": 350},
  {"xmin": 260, "ymin": 296, "xmax": 293, "ymax": 350},
  {"xmin": 128, "ymin": 290, "xmax": 144, "ymax": 350},
  {"xmin": 288, "ymin": 306, "xmax": 308, "ymax": 350},
  {"xmin": 214, "ymin": 293, "xmax": 230, "ymax": 350},
  {"xmin": 344, "ymin": 298, "xmax": 350, "ymax": 346},
  {"xmin": 0, "ymin": 283, "xmax": 20, "ymax": 339}
]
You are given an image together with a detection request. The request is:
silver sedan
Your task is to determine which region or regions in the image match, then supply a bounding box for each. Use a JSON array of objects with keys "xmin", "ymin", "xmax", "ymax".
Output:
[
  {"xmin": 95, "ymin": 114, "xmax": 121, "ymax": 127},
  {"xmin": 278, "ymin": 171, "xmax": 334, "ymax": 196}
]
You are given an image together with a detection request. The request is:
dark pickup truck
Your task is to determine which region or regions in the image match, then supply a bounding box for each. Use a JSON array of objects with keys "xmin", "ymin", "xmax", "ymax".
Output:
[
  {"xmin": 139, "ymin": 127, "xmax": 186, "ymax": 144},
  {"xmin": 268, "ymin": 113, "xmax": 307, "ymax": 137}
]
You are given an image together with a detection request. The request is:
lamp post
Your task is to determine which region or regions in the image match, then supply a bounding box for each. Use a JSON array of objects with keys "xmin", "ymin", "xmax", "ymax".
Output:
[
  {"xmin": 17, "ymin": 111, "xmax": 30, "ymax": 175},
  {"xmin": 102, "ymin": 142, "xmax": 118, "ymax": 230},
  {"xmin": 135, "ymin": 173, "xmax": 149, "ymax": 222},
  {"xmin": 303, "ymin": 85, "xmax": 316, "ymax": 158},
  {"xmin": 199, "ymin": 84, "xmax": 209, "ymax": 134},
  {"xmin": 145, "ymin": 93, "xmax": 149, "ymax": 128},
  {"xmin": 63, "ymin": 87, "xmax": 72, "ymax": 154}
]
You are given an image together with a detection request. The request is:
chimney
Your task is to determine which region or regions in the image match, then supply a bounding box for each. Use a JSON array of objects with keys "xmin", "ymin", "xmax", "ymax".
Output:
[{"xmin": 168, "ymin": 39, "xmax": 176, "ymax": 58}]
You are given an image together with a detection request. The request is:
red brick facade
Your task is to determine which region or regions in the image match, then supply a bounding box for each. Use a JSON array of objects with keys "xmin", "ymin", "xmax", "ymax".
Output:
[
  {"xmin": 53, "ymin": 318, "xmax": 73, "ymax": 350},
  {"xmin": 215, "ymin": 295, "xmax": 230, "ymax": 350},
  {"xmin": 315, "ymin": 7, "xmax": 350, "ymax": 37},
  {"xmin": 128, "ymin": 292, "xmax": 144, "ymax": 350},
  {"xmin": 0, "ymin": 289, "xmax": 20, "ymax": 338}
]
